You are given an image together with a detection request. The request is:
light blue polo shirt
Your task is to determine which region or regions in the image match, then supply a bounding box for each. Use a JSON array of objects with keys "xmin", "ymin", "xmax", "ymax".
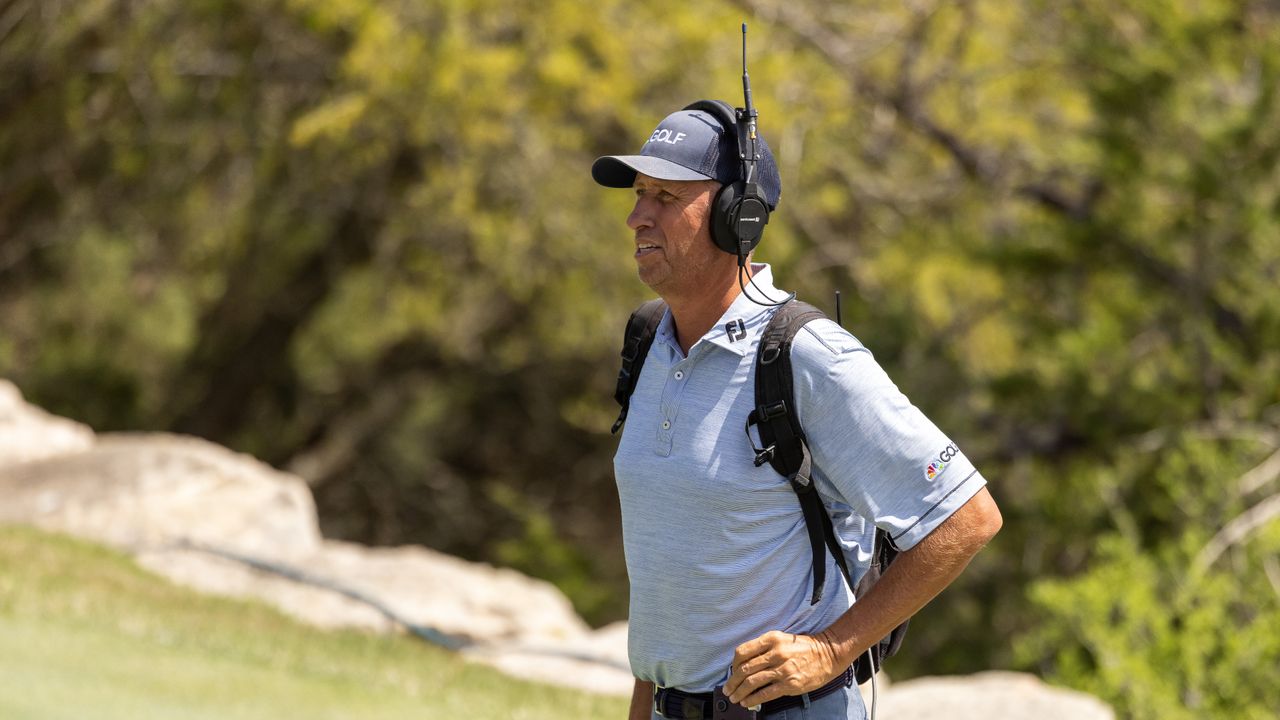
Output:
[{"xmin": 613, "ymin": 265, "xmax": 986, "ymax": 692}]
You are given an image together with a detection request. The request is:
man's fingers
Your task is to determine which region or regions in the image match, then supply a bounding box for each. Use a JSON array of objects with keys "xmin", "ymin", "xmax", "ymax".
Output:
[
  {"xmin": 728, "ymin": 631, "xmax": 787, "ymax": 689},
  {"xmin": 726, "ymin": 630, "xmax": 809, "ymax": 704},
  {"xmin": 726, "ymin": 668, "xmax": 780, "ymax": 705},
  {"xmin": 740, "ymin": 651, "xmax": 780, "ymax": 677},
  {"xmin": 732, "ymin": 630, "xmax": 783, "ymax": 666},
  {"xmin": 724, "ymin": 653, "xmax": 771, "ymax": 698},
  {"xmin": 736, "ymin": 678, "xmax": 790, "ymax": 709}
]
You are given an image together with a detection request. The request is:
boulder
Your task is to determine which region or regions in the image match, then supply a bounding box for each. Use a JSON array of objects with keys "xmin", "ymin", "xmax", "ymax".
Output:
[
  {"xmin": 875, "ymin": 671, "xmax": 1114, "ymax": 720},
  {"xmin": 0, "ymin": 406, "xmax": 628, "ymax": 692},
  {"xmin": 0, "ymin": 379, "xmax": 94, "ymax": 467},
  {"xmin": 464, "ymin": 620, "xmax": 633, "ymax": 695},
  {"xmin": 133, "ymin": 540, "xmax": 635, "ymax": 695},
  {"xmin": 0, "ymin": 433, "xmax": 321, "ymax": 557},
  {"xmin": 137, "ymin": 539, "xmax": 595, "ymax": 641}
]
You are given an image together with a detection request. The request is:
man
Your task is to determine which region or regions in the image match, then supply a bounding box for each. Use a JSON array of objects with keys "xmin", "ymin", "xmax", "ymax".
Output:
[{"xmin": 593, "ymin": 103, "xmax": 1002, "ymax": 720}]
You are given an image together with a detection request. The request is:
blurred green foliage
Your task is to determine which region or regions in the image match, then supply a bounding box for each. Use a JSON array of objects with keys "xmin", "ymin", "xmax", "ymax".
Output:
[{"xmin": 2, "ymin": 0, "xmax": 1279, "ymax": 715}]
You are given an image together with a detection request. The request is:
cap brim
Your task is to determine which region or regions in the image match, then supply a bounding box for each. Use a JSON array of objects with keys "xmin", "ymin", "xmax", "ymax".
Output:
[{"xmin": 591, "ymin": 155, "xmax": 716, "ymax": 188}]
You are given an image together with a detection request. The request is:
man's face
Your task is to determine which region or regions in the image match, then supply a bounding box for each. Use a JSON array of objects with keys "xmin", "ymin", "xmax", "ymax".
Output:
[{"xmin": 626, "ymin": 173, "xmax": 724, "ymax": 294}]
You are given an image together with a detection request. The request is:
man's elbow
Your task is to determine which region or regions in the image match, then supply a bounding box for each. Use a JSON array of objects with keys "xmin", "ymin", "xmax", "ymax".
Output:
[
  {"xmin": 956, "ymin": 486, "xmax": 1002, "ymax": 554},
  {"xmin": 970, "ymin": 487, "xmax": 1002, "ymax": 548},
  {"xmin": 913, "ymin": 487, "xmax": 1002, "ymax": 561}
]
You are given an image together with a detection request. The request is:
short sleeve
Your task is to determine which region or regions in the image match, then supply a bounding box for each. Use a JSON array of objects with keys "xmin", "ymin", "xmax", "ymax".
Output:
[{"xmin": 790, "ymin": 319, "xmax": 987, "ymax": 550}]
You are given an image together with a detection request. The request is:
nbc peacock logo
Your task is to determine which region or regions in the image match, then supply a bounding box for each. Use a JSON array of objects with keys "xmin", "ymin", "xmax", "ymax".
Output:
[{"xmin": 925, "ymin": 443, "xmax": 960, "ymax": 481}]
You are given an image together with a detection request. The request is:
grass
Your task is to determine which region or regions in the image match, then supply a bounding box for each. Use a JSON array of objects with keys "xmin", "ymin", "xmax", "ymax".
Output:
[{"xmin": 0, "ymin": 525, "xmax": 629, "ymax": 719}]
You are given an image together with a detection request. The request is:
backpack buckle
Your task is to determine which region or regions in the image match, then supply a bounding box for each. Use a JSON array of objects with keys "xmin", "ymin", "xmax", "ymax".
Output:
[
  {"xmin": 789, "ymin": 472, "xmax": 813, "ymax": 491},
  {"xmin": 756, "ymin": 400, "xmax": 787, "ymax": 421},
  {"xmin": 744, "ymin": 416, "xmax": 777, "ymax": 467},
  {"xmin": 753, "ymin": 445, "xmax": 776, "ymax": 467}
]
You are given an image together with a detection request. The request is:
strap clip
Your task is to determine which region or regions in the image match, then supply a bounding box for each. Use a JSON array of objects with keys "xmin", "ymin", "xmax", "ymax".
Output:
[
  {"xmin": 753, "ymin": 445, "xmax": 776, "ymax": 467},
  {"xmin": 789, "ymin": 472, "xmax": 813, "ymax": 492},
  {"xmin": 756, "ymin": 400, "xmax": 787, "ymax": 421}
]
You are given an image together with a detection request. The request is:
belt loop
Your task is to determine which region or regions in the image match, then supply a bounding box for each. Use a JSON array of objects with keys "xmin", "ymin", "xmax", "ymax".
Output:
[{"xmin": 801, "ymin": 691, "xmax": 812, "ymax": 709}]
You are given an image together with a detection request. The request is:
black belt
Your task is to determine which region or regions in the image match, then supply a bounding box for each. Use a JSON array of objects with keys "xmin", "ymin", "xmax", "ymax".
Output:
[{"xmin": 654, "ymin": 666, "xmax": 854, "ymax": 719}]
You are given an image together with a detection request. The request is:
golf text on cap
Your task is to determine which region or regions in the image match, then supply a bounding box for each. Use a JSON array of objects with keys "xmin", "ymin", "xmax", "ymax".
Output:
[{"xmin": 648, "ymin": 128, "xmax": 687, "ymax": 145}]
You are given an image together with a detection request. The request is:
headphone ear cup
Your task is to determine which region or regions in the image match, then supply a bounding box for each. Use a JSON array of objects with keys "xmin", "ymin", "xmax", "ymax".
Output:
[
  {"xmin": 710, "ymin": 181, "xmax": 770, "ymax": 257},
  {"xmin": 710, "ymin": 181, "xmax": 743, "ymax": 255}
]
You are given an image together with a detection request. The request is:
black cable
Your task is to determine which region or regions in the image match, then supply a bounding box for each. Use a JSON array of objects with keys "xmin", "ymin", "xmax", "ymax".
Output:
[{"xmin": 736, "ymin": 256, "xmax": 794, "ymax": 308}]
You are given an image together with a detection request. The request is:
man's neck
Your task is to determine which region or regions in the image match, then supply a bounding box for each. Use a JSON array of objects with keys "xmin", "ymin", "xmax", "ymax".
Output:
[{"xmin": 663, "ymin": 264, "xmax": 751, "ymax": 356}]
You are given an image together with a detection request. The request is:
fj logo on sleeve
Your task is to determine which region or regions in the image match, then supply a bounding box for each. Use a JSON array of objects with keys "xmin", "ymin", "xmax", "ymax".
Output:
[
  {"xmin": 725, "ymin": 318, "xmax": 747, "ymax": 343},
  {"xmin": 925, "ymin": 443, "xmax": 960, "ymax": 480}
]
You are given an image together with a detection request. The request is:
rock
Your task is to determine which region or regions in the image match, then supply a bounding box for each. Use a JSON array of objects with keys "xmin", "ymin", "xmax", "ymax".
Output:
[
  {"xmin": 0, "ymin": 381, "xmax": 650, "ymax": 695},
  {"xmin": 0, "ymin": 378, "xmax": 1119, "ymax": 710},
  {"xmin": 133, "ymin": 547, "xmax": 395, "ymax": 632},
  {"xmin": 0, "ymin": 380, "xmax": 94, "ymax": 467},
  {"xmin": 134, "ymin": 539, "xmax": 635, "ymax": 694},
  {"xmin": 0, "ymin": 424, "xmax": 615, "ymax": 682},
  {"xmin": 0, "ymin": 433, "xmax": 321, "ymax": 557},
  {"xmin": 300, "ymin": 539, "xmax": 594, "ymax": 643},
  {"xmin": 876, "ymin": 671, "xmax": 1114, "ymax": 720},
  {"xmin": 138, "ymin": 539, "xmax": 596, "ymax": 644},
  {"xmin": 465, "ymin": 620, "xmax": 633, "ymax": 695}
]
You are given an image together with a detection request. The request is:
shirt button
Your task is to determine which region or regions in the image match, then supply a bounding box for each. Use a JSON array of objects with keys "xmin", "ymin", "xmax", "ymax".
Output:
[
  {"xmin": 661, "ymin": 420, "xmax": 671, "ymax": 430},
  {"xmin": 674, "ymin": 371, "xmax": 685, "ymax": 380}
]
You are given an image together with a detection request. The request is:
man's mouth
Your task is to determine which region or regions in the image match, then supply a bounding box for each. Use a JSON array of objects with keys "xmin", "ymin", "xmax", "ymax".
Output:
[{"xmin": 635, "ymin": 242, "xmax": 662, "ymax": 258}]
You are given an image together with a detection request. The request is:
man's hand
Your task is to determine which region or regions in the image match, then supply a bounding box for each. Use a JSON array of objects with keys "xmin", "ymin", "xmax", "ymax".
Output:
[
  {"xmin": 721, "ymin": 630, "xmax": 843, "ymax": 708},
  {"xmin": 719, "ymin": 487, "xmax": 1003, "ymax": 711}
]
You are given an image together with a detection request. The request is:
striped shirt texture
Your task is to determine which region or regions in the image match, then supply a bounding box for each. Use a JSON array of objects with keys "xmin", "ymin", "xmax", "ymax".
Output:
[{"xmin": 613, "ymin": 265, "xmax": 987, "ymax": 692}]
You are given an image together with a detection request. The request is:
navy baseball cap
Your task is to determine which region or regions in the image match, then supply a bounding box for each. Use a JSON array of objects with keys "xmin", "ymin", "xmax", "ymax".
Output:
[{"xmin": 592, "ymin": 103, "xmax": 781, "ymax": 210}]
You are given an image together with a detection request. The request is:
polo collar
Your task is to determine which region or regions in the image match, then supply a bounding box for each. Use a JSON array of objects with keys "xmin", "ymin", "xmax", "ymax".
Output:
[
  {"xmin": 653, "ymin": 264, "xmax": 790, "ymax": 358},
  {"xmin": 703, "ymin": 264, "xmax": 786, "ymax": 356}
]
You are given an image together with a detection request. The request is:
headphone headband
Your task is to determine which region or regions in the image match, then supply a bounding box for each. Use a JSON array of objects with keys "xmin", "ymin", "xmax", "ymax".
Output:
[{"xmin": 682, "ymin": 99, "xmax": 739, "ymax": 137}]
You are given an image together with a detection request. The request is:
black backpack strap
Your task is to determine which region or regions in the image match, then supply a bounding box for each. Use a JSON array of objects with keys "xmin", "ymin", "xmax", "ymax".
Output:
[
  {"xmin": 745, "ymin": 299, "xmax": 910, "ymax": 683},
  {"xmin": 612, "ymin": 299, "xmax": 668, "ymax": 434},
  {"xmin": 745, "ymin": 300, "xmax": 847, "ymax": 605}
]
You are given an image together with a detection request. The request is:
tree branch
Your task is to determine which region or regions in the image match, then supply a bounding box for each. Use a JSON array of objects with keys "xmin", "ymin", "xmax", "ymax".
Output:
[
  {"xmin": 736, "ymin": 0, "xmax": 1255, "ymax": 350},
  {"xmin": 1193, "ymin": 491, "xmax": 1280, "ymax": 575},
  {"xmin": 1240, "ymin": 447, "xmax": 1280, "ymax": 496}
]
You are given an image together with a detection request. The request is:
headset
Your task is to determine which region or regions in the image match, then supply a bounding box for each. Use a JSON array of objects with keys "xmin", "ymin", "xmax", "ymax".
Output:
[
  {"xmin": 682, "ymin": 98, "xmax": 769, "ymax": 258},
  {"xmin": 684, "ymin": 24, "xmax": 792, "ymax": 307}
]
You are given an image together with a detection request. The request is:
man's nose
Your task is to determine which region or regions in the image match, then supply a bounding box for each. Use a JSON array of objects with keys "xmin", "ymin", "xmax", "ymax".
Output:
[{"xmin": 626, "ymin": 197, "xmax": 652, "ymax": 231}]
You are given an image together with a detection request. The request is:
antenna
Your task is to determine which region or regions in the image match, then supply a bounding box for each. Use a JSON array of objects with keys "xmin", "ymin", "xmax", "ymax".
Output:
[
  {"xmin": 740, "ymin": 23, "xmax": 759, "ymax": 187},
  {"xmin": 734, "ymin": 22, "xmax": 794, "ymax": 308}
]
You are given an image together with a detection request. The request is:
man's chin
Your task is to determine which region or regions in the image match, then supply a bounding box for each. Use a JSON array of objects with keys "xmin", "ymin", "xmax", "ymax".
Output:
[{"xmin": 636, "ymin": 267, "xmax": 669, "ymax": 292}]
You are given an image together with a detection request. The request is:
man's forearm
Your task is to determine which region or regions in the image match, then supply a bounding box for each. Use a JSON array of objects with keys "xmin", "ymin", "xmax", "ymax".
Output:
[
  {"xmin": 629, "ymin": 679, "xmax": 654, "ymax": 720},
  {"xmin": 819, "ymin": 487, "xmax": 1002, "ymax": 669}
]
